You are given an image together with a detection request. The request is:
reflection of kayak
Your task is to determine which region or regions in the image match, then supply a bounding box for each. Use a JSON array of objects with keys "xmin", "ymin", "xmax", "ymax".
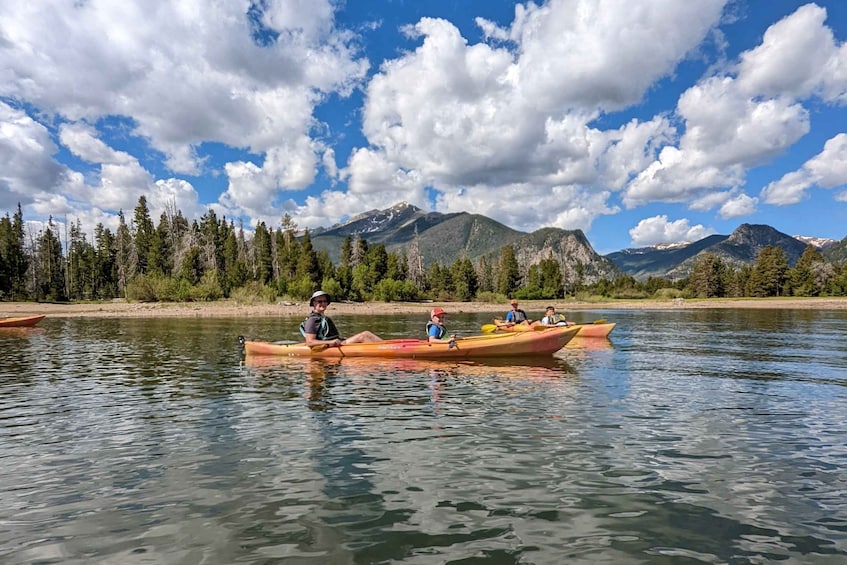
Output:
[
  {"xmin": 491, "ymin": 319, "xmax": 616, "ymax": 338},
  {"xmin": 564, "ymin": 337, "xmax": 613, "ymax": 351},
  {"xmin": 0, "ymin": 315, "xmax": 45, "ymax": 328},
  {"xmin": 244, "ymin": 353, "xmax": 574, "ymax": 374},
  {"xmin": 241, "ymin": 326, "xmax": 580, "ymax": 359}
]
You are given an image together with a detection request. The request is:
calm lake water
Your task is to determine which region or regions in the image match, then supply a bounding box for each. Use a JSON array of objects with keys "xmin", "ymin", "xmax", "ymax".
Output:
[{"xmin": 1, "ymin": 308, "xmax": 846, "ymax": 564}]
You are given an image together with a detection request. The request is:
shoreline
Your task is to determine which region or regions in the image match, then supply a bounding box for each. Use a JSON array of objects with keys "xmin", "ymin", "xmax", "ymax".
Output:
[{"xmin": 2, "ymin": 297, "xmax": 846, "ymax": 319}]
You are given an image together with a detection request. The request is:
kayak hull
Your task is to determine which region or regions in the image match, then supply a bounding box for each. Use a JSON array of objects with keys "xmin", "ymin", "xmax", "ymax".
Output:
[
  {"xmin": 243, "ymin": 326, "xmax": 579, "ymax": 359},
  {"xmin": 0, "ymin": 315, "xmax": 45, "ymax": 328},
  {"xmin": 494, "ymin": 319, "xmax": 616, "ymax": 338},
  {"xmin": 566, "ymin": 322, "xmax": 616, "ymax": 338}
]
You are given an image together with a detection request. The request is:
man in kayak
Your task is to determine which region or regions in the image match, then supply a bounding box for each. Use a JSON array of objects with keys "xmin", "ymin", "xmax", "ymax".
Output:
[
  {"xmin": 300, "ymin": 290, "xmax": 382, "ymax": 348},
  {"xmin": 497, "ymin": 299, "xmax": 530, "ymax": 328},
  {"xmin": 540, "ymin": 305, "xmax": 573, "ymax": 326},
  {"xmin": 427, "ymin": 307, "xmax": 456, "ymax": 346}
]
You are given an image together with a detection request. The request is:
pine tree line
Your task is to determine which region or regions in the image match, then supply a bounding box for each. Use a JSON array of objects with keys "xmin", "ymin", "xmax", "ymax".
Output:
[
  {"xmin": 2, "ymin": 197, "xmax": 847, "ymax": 303},
  {"xmin": 0, "ymin": 197, "xmax": 540, "ymax": 303}
]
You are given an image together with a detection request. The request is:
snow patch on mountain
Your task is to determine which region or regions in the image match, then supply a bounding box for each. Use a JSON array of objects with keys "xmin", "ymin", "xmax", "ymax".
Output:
[{"xmin": 794, "ymin": 235, "xmax": 838, "ymax": 249}]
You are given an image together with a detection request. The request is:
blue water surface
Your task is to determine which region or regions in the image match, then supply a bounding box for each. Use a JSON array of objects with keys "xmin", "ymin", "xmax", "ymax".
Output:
[{"xmin": 1, "ymin": 308, "xmax": 846, "ymax": 564}]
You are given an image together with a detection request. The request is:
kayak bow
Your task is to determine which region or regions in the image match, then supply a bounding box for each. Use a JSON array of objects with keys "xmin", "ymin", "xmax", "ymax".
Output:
[{"xmin": 0, "ymin": 315, "xmax": 45, "ymax": 328}]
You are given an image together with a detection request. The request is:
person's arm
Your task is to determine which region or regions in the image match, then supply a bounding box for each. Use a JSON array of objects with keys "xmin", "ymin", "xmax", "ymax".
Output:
[
  {"xmin": 428, "ymin": 325, "xmax": 441, "ymax": 343},
  {"xmin": 304, "ymin": 332, "xmax": 342, "ymax": 347}
]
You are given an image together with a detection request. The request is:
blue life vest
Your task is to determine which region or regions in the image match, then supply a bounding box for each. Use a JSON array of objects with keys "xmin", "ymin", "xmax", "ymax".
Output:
[{"xmin": 426, "ymin": 321, "xmax": 446, "ymax": 340}]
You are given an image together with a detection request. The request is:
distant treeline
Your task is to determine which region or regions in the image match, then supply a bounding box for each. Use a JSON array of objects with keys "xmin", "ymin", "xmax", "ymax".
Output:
[{"xmin": 2, "ymin": 197, "xmax": 847, "ymax": 304}]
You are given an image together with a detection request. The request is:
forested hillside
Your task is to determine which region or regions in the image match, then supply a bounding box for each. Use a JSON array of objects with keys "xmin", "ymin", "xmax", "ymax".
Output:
[{"xmin": 3, "ymin": 198, "xmax": 847, "ymax": 304}]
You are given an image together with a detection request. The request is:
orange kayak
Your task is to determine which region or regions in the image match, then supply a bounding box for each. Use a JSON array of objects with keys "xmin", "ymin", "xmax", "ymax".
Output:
[
  {"xmin": 0, "ymin": 315, "xmax": 45, "ymax": 328},
  {"xmin": 559, "ymin": 322, "xmax": 615, "ymax": 338},
  {"xmin": 492, "ymin": 319, "xmax": 616, "ymax": 338},
  {"xmin": 241, "ymin": 326, "xmax": 580, "ymax": 359}
]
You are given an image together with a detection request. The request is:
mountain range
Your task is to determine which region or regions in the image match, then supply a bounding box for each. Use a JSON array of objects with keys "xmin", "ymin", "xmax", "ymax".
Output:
[{"xmin": 308, "ymin": 202, "xmax": 847, "ymax": 283}]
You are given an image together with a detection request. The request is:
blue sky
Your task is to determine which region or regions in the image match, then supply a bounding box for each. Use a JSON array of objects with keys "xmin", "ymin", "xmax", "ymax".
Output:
[{"xmin": 1, "ymin": 0, "xmax": 846, "ymax": 255}]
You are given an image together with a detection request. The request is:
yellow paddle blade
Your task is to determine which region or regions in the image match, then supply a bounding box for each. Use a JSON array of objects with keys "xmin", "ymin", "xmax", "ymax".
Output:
[
  {"xmin": 593, "ymin": 319, "xmax": 607, "ymax": 324},
  {"xmin": 480, "ymin": 324, "xmax": 498, "ymax": 333}
]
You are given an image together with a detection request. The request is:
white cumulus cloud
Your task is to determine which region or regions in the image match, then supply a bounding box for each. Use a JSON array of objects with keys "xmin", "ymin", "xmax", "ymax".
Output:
[
  {"xmin": 629, "ymin": 215, "xmax": 716, "ymax": 246},
  {"xmin": 761, "ymin": 133, "xmax": 847, "ymax": 205}
]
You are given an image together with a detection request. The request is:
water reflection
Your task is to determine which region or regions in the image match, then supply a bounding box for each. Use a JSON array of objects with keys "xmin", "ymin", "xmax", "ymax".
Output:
[
  {"xmin": 0, "ymin": 326, "xmax": 45, "ymax": 339},
  {"xmin": 243, "ymin": 353, "xmax": 574, "ymax": 375},
  {"xmin": 1, "ymin": 311, "xmax": 846, "ymax": 563}
]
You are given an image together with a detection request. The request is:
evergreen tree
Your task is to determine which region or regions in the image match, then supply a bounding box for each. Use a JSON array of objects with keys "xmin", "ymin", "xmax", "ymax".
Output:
[
  {"xmin": 450, "ymin": 258, "xmax": 478, "ymax": 301},
  {"xmin": 497, "ymin": 244, "xmax": 520, "ymax": 296},
  {"xmin": 728, "ymin": 265, "xmax": 751, "ymax": 297},
  {"xmin": 295, "ymin": 230, "xmax": 320, "ymax": 288},
  {"xmin": 35, "ymin": 217, "xmax": 67, "ymax": 301},
  {"xmin": 340, "ymin": 235, "xmax": 352, "ymax": 267},
  {"xmin": 427, "ymin": 261, "xmax": 451, "ymax": 297},
  {"xmin": 827, "ymin": 263, "xmax": 847, "ymax": 295},
  {"xmin": 386, "ymin": 251, "xmax": 407, "ymax": 281},
  {"xmin": 148, "ymin": 212, "xmax": 172, "ymax": 276},
  {"xmin": 67, "ymin": 219, "xmax": 95, "ymax": 300},
  {"xmin": 316, "ymin": 250, "xmax": 335, "ymax": 285},
  {"xmin": 687, "ymin": 254, "xmax": 727, "ymax": 298},
  {"xmin": 336, "ymin": 235, "xmax": 353, "ymax": 299},
  {"xmin": 276, "ymin": 214, "xmax": 300, "ymax": 283},
  {"xmin": 132, "ymin": 196, "xmax": 155, "ymax": 274},
  {"xmin": 0, "ymin": 205, "xmax": 30, "ymax": 299},
  {"xmin": 747, "ymin": 246, "xmax": 789, "ymax": 297},
  {"xmin": 350, "ymin": 263, "xmax": 370, "ymax": 301},
  {"xmin": 93, "ymin": 223, "xmax": 118, "ymax": 299},
  {"xmin": 115, "ymin": 211, "xmax": 135, "ymax": 297},
  {"xmin": 179, "ymin": 247, "xmax": 203, "ymax": 285},
  {"xmin": 365, "ymin": 243, "xmax": 388, "ymax": 287},
  {"xmin": 787, "ymin": 245, "xmax": 824, "ymax": 296},
  {"xmin": 0, "ymin": 215, "xmax": 9, "ymax": 298},
  {"xmin": 475, "ymin": 256, "xmax": 494, "ymax": 294},
  {"xmin": 538, "ymin": 257, "xmax": 563, "ymax": 298},
  {"xmin": 571, "ymin": 262, "xmax": 585, "ymax": 296},
  {"xmin": 251, "ymin": 222, "xmax": 273, "ymax": 284},
  {"xmin": 223, "ymin": 221, "xmax": 248, "ymax": 292},
  {"xmin": 525, "ymin": 263, "xmax": 543, "ymax": 298}
]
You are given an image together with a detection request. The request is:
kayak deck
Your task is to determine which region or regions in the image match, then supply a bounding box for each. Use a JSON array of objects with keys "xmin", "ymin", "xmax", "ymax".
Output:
[{"xmin": 241, "ymin": 326, "xmax": 579, "ymax": 359}]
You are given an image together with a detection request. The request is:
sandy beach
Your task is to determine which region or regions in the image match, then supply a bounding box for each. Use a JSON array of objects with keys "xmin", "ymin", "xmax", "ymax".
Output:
[{"xmin": 2, "ymin": 297, "xmax": 846, "ymax": 319}]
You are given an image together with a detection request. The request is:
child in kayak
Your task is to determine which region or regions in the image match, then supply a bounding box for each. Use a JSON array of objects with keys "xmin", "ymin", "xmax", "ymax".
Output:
[
  {"xmin": 427, "ymin": 307, "xmax": 456, "ymax": 346},
  {"xmin": 540, "ymin": 305, "xmax": 573, "ymax": 326}
]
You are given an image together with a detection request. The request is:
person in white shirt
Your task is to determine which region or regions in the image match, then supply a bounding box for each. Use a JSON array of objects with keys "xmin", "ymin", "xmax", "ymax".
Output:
[{"xmin": 539, "ymin": 305, "xmax": 573, "ymax": 326}]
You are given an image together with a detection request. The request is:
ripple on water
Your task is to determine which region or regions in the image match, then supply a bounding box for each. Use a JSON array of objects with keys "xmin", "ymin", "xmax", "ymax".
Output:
[{"xmin": 1, "ymin": 313, "xmax": 846, "ymax": 563}]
